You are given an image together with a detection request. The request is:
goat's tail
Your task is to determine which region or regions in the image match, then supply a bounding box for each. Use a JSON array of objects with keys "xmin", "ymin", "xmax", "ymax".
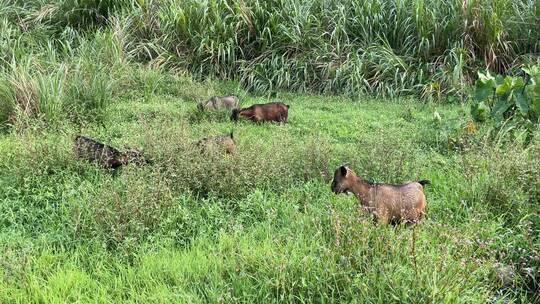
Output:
[{"xmin": 418, "ymin": 180, "xmax": 431, "ymax": 187}]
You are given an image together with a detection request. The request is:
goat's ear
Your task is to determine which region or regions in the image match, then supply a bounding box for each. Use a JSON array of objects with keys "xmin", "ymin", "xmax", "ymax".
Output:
[{"xmin": 339, "ymin": 166, "xmax": 348, "ymax": 176}]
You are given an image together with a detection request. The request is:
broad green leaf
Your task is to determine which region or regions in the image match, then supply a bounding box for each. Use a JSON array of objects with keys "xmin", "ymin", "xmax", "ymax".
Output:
[
  {"xmin": 496, "ymin": 76, "xmax": 525, "ymax": 95},
  {"xmin": 478, "ymin": 70, "xmax": 495, "ymax": 84},
  {"xmin": 495, "ymin": 79, "xmax": 511, "ymax": 95},
  {"xmin": 495, "ymin": 74, "xmax": 504, "ymax": 86},
  {"xmin": 523, "ymin": 63, "xmax": 540, "ymax": 78},
  {"xmin": 477, "ymin": 71, "xmax": 487, "ymax": 81},
  {"xmin": 530, "ymin": 75, "xmax": 540, "ymax": 96},
  {"xmin": 474, "ymin": 80, "xmax": 494, "ymax": 102},
  {"xmin": 523, "ymin": 76, "xmax": 540, "ymax": 120},
  {"xmin": 492, "ymin": 114, "xmax": 504, "ymax": 127},
  {"xmin": 513, "ymin": 77, "xmax": 525, "ymax": 88},
  {"xmin": 513, "ymin": 91, "xmax": 529, "ymax": 115},
  {"xmin": 491, "ymin": 98, "xmax": 512, "ymax": 118},
  {"xmin": 530, "ymin": 99, "xmax": 540, "ymax": 119}
]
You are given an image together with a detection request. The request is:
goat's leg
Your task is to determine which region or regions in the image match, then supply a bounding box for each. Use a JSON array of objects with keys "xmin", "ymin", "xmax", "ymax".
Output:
[
  {"xmin": 250, "ymin": 115, "xmax": 262, "ymax": 123},
  {"xmin": 281, "ymin": 112, "xmax": 288, "ymax": 123}
]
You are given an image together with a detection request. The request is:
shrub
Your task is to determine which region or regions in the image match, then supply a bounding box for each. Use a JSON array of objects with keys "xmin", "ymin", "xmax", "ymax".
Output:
[
  {"xmin": 144, "ymin": 126, "xmax": 331, "ymax": 199},
  {"xmin": 73, "ymin": 166, "xmax": 175, "ymax": 251},
  {"xmin": 470, "ymin": 59, "xmax": 540, "ymax": 140}
]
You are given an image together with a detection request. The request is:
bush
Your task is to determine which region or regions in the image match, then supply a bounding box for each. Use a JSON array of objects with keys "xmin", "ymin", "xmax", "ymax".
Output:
[
  {"xmin": 73, "ymin": 166, "xmax": 175, "ymax": 251},
  {"xmin": 148, "ymin": 127, "xmax": 331, "ymax": 199},
  {"xmin": 470, "ymin": 59, "xmax": 540, "ymax": 141}
]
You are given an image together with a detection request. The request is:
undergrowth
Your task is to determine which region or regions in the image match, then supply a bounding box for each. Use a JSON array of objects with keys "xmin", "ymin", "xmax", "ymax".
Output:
[{"xmin": 0, "ymin": 0, "xmax": 539, "ymax": 302}]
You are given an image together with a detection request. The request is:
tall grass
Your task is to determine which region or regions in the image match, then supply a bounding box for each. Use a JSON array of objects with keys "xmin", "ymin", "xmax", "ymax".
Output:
[
  {"xmin": 123, "ymin": 0, "xmax": 539, "ymax": 96},
  {"xmin": 0, "ymin": 21, "xmax": 129, "ymax": 127},
  {"xmin": 1, "ymin": 0, "xmax": 539, "ymax": 113}
]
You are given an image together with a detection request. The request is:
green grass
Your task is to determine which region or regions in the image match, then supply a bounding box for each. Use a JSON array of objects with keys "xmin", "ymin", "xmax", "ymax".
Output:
[
  {"xmin": 0, "ymin": 1, "xmax": 539, "ymax": 302},
  {"xmin": 1, "ymin": 74, "xmax": 539, "ymax": 302},
  {"xmin": 1, "ymin": 0, "xmax": 540, "ymax": 99}
]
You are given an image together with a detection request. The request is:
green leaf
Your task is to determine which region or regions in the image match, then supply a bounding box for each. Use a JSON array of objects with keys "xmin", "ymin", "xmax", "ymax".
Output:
[
  {"xmin": 471, "ymin": 101, "xmax": 490, "ymax": 122},
  {"xmin": 530, "ymin": 95, "xmax": 540, "ymax": 118},
  {"xmin": 527, "ymin": 74, "xmax": 540, "ymax": 119},
  {"xmin": 495, "ymin": 74, "xmax": 504, "ymax": 86},
  {"xmin": 513, "ymin": 77, "xmax": 525, "ymax": 88},
  {"xmin": 491, "ymin": 98, "xmax": 512, "ymax": 118},
  {"xmin": 478, "ymin": 71, "xmax": 495, "ymax": 84},
  {"xmin": 513, "ymin": 91, "xmax": 529, "ymax": 116},
  {"xmin": 530, "ymin": 100, "xmax": 540, "ymax": 120},
  {"xmin": 477, "ymin": 71, "xmax": 487, "ymax": 82},
  {"xmin": 474, "ymin": 80, "xmax": 494, "ymax": 102},
  {"xmin": 495, "ymin": 80, "xmax": 511, "ymax": 95},
  {"xmin": 523, "ymin": 63, "xmax": 540, "ymax": 78},
  {"xmin": 530, "ymin": 75, "xmax": 540, "ymax": 97},
  {"xmin": 496, "ymin": 76, "xmax": 525, "ymax": 95}
]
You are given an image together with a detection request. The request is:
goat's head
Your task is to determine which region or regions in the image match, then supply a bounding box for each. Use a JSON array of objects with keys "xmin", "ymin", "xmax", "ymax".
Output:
[
  {"xmin": 230, "ymin": 108, "xmax": 240, "ymax": 121},
  {"xmin": 331, "ymin": 165, "xmax": 355, "ymax": 194}
]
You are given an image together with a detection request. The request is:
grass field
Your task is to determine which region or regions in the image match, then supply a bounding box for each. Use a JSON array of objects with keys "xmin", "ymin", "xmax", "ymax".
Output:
[
  {"xmin": 1, "ymin": 73, "xmax": 539, "ymax": 302},
  {"xmin": 1, "ymin": 0, "xmax": 539, "ymax": 303}
]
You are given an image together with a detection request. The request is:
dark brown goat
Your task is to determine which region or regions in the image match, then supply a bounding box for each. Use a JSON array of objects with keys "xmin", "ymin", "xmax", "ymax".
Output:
[
  {"xmin": 197, "ymin": 132, "xmax": 236, "ymax": 154},
  {"xmin": 74, "ymin": 135, "xmax": 150, "ymax": 169},
  {"xmin": 231, "ymin": 102, "xmax": 289, "ymax": 123}
]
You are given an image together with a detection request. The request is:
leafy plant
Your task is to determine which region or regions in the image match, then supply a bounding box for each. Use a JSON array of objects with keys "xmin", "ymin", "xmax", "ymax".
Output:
[{"xmin": 471, "ymin": 60, "xmax": 540, "ymax": 136}]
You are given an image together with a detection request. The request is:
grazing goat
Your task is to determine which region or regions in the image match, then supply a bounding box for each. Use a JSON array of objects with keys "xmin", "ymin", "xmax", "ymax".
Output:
[
  {"xmin": 196, "ymin": 132, "xmax": 236, "ymax": 154},
  {"xmin": 231, "ymin": 102, "xmax": 289, "ymax": 123},
  {"xmin": 198, "ymin": 95, "xmax": 239, "ymax": 111},
  {"xmin": 331, "ymin": 165, "xmax": 430, "ymax": 224},
  {"xmin": 74, "ymin": 135, "xmax": 150, "ymax": 169}
]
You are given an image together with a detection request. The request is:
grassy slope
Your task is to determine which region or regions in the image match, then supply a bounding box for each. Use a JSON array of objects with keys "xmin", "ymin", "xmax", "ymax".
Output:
[{"xmin": 0, "ymin": 76, "xmax": 538, "ymax": 303}]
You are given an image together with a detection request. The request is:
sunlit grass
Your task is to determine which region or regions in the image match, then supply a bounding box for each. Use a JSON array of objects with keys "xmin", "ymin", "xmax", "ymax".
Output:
[
  {"xmin": 0, "ymin": 1, "xmax": 539, "ymax": 302},
  {"xmin": 1, "ymin": 78, "xmax": 539, "ymax": 301}
]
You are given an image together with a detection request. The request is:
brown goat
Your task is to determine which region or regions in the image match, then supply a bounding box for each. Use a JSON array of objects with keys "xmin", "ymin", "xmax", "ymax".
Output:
[
  {"xmin": 196, "ymin": 132, "xmax": 236, "ymax": 154},
  {"xmin": 231, "ymin": 102, "xmax": 289, "ymax": 123},
  {"xmin": 331, "ymin": 165, "xmax": 430, "ymax": 225},
  {"xmin": 74, "ymin": 135, "xmax": 150, "ymax": 169},
  {"xmin": 198, "ymin": 95, "xmax": 239, "ymax": 111}
]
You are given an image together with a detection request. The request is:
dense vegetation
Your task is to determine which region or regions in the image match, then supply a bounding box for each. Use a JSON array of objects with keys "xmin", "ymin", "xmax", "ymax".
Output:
[
  {"xmin": 2, "ymin": 0, "xmax": 540, "ymax": 102},
  {"xmin": 0, "ymin": 0, "xmax": 539, "ymax": 303},
  {"xmin": 471, "ymin": 62, "xmax": 540, "ymax": 140}
]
